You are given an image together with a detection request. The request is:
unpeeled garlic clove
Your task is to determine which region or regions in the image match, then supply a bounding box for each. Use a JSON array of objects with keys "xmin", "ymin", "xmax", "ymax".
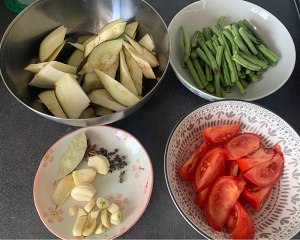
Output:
[
  {"xmin": 70, "ymin": 183, "xmax": 96, "ymax": 201},
  {"xmin": 96, "ymin": 196, "xmax": 110, "ymax": 209},
  {"xmin": 88, "ymin": 155, "xmax": 110, "ymax": 175},
  {"xmin": 110, "ymin": 210, "xmax": 121, "ymax": 225},
  {"xmin": 73, "ymin": 215, "xmax": 87, "ymax": 237},
  {"xmin": 72, "ymin": 167, "xmax": 96, "ymax": 185}
]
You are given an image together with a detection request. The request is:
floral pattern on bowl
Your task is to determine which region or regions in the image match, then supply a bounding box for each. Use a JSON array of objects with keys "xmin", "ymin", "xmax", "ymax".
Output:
[
  {"xmin": 33, "ymin": 126, "xmax": 153, "ymax": 239},
  {"xmin": 164, "ymin": 100, "xmax": 300, "ymax": 239}
]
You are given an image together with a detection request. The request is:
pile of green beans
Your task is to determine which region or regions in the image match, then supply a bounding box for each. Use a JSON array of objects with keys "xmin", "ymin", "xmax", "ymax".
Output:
[{"xmin": 179, "ymin": 17, "xmax": 279, "ymax": 97}]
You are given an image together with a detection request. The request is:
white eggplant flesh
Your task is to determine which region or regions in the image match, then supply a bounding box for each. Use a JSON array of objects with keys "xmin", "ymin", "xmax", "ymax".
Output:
[
  {"xmin": 94, "ymin": 69, "xmax": 140, "ymax": 107},
  {"xmin": 95, "ymin": 106, "xmax": 114, "ymax": 116},
  {"xmin": 119, "ymin": 49, "xmax": 138, "ymax": 95},
  {"xmin": 39, "ymin": 25, "xmax": 67, "ymax": 62},
  {"xmin": 67, "ymin": 49, "xmax": 84, "ymax": 67},
  {"xmin": 82, "ymin": 73, "xmax": 104, "ymax": 94},
  {"xmin": 124, "ymin": 48, "xmax": 143, "ymax": 96},
  {"xmin": 125, "ymin": 21, "xmax": 138, "ymax": 38},
  {"xmin": 24, "ymin": 62, "xmax": 48, "ymax": 73},
  {"xmin": 68, "ymin": 42, "xmax": 85, "ymax": 51},
  {"xmin": 49, "ymin": 61, "xmax": 77, "ymax": 75},
  {"xmin": 84, "ymin": 19, "xmax": 126, "ymax": 57},
  {"xmin": 102, "ymin": 56, "xmax": 119, "ymax": 79},
  {"xmin": 55, "ymin": 74, "xmax": 90, "ymax": 119},
  {"xmin": 79, "ymin": 107, "xmax": 96, "ymax": 119},
  {"xmin": 82, "ymin": 39, "xmax": 123, "ymax": 74},
  {"xmin": 138, "ymin": 33, "xmax": 155, "ymax": 52},
  {"xmin": 88, "ymin": 89, "xmax": 127, "ymax": 112},
  {"xmin": 45, "ymin": 40, "xmax": 66, "ymax": 62},
  {"xmin": 124, "ymin": 34, "xmax": 159, "ymax": 68},
  {"xmin": 38, "ymin": 90, "xmax": 66, "ymax": 118}
]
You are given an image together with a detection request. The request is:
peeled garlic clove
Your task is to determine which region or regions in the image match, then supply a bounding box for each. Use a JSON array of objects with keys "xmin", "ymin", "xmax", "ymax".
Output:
[
  {"xmin": 88, "ymin": 155, "xmax": 110, "ymax": 175},
  {"xmin": 73, "ymin": 215, "xmax": 87, "ymax": 237},
  {"xmin": 90, "ymin": 209, "xmax": 100, "ymax": 219},
  {"xmin": 107, "ymin": 202, "xmax": 119, "ymax": 214},
  {"xmin": 68, "ymin": 206, "xmax": 78, "ymax": 217},
  {"xmin": 95, "ymin": 222, "xmax": 106, "ymax": 234},
  {"xmin": 96, "ymin": 196, "xmax": 110, "ymax": 209},
  {"xmin": 70, "ymin": 183, "xmax": 96, "ymax": 201},
  {"xmin": 83, "ymin": 215, "xmax": 97, "ymax": 237},
  {"xmin": 72, "ymin": 167, "xmax": 96, "ymax": 185},
  {"xmin": 84, "ymin": 199, "xmax": 96, "ymax": 213},
  {"xmin": 100, "ymin": 209, "xmax": 111, "ymax": 229},
  {"xmin": 110, "ymin": 210, "xmax": 121, "ymax": 225},
  {"xmin": 77, "ymin": 208, "xmax": 87, "ymax": 217}
]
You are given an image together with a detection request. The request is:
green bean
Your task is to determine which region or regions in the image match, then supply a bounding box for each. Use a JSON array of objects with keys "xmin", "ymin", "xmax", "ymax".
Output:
[
  {"xmin": 250, "ymin": 74, "xmax": 261, "ymax": 82},
  {"xmin": 240, "ymin": 78, "xmax": 249, "ymax": 89},
  {"xmin": 217, "ymin": 16, "xmax": 226, "ymax": 29},
  {"xmin": 210, "ymin": 25, "xmax": 222, "ymax": 37},
  {"xmin": 203, "ymin": 27, "xmax": 212, "ymax": 41},
  {"xmin": 217, "ymin": 35, "xmax": 231, "ymax": 57},
  {"xmin": 205, "ymin": 63, "xmax": 213, "ymax": 82},
  {"xmin": 180, "ymin": 26, "xmax": 191, "ymax": 62},
  {"xmin": 224, "ymin": 49, "xmax": 238, "ymax": 83},
  {"xmin": 238, "ymin": 22, "xmax": 261, "ymax": 44},
  {"xmin": 205, "ymin": 84, "xmax": 215, "ymax": 93},
  {"xmin": 239, "ymin": 52, "xmax": 268, "ymax": 68},
  {"xmin": 232, "ymin": 53, "xmax": 261, "ymax": 71},
  {"xmin": 221, "ymin": 57, "xmax": 231, "ymax": 86},
  {"xmin": 199, "ymin": 41, "xmax": 219, "ymax": 73},
  {"xmin": 180, "ymin": 38, "xmax": 187, "ymax": 68},
  {"xmin": 191, "ymin": 31, "xmax": 200, "ymax": 48},
  {"xmin": 231, "ymin": 24, "xmax": 239, "ymax": 37},
  {"xmin": 223, "ymin": 29, "xmax": 238, "ymax": 54},
  {"xmin": 224, "ymin": 86, "xmax": 232, "ymax": 93},
  {"xmin": 257, "ymin": 44, "xmax": 279, "ymax": 63},
  {"xmin": 238, "ymin": 27, "xmax": 258, "ymax": 55},
  {"xmin": 235, "ymin": 79, "xmax": 246, "ymax": 95},
  {"xmin": 241, "ymin": 19, "xmax": 267, "ymax": 47},
  {"xmin": 192, "ymin": 58, "xmax": 208, "ymax": 87},
  {"xmin": 205, "ymin": 40, "xmax": 216, "ymax": 55},
  {"xmin": 216, "ymin": 45, "xmax": 224, "ymax": 67},
  {"xmin": 197, "ymin": 31, "xmax": 205, "ymax": 44},
  {"xmin": 195, "ymin": 47, "xmax": 212, "ymax": 68},
  {"xmin": 186, "ymin": 58, "xmax": 204, "ymax": 89},
  {"xmin": 190, "ymin": 50, "xmax": 198, "ymax": 59}
]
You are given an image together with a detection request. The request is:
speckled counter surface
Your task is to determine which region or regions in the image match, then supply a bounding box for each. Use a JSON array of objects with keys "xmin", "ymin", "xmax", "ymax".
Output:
[{"xmin": 0, "ymin": 0, "xmax": 299, "ymax": 238}]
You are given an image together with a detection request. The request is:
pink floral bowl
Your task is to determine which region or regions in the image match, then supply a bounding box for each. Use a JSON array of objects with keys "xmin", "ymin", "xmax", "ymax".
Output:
[{"xmin": 33, "ymin": 126, "xmax": 153, "ymax": 239}]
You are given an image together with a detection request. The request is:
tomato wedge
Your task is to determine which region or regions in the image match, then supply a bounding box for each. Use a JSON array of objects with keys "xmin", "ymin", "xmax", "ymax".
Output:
[
  {"xmin": 204, "ymin": 176, "xmax": 246, "ymax": 231},
  {"xmin": 225, "ymin": 133, "xmax": 260, "ymax": 160},
  {"xmin": 242, "ymin": 185, "xmax": 272, "ymax": 212},
  {"xmin": 202, "ymin": 124, "xmax": 241, "ymax": 145},
  {"xmin": 243, "ymin": 153, "xmax": 284, "ymax": 187},
  {"xmin": 178, "ymin": 142, "xmax": 209, "ymax": 181},
  {"xmin": 193, "ymin": 148, "xmax": 227, "ymax": 192},
  {"xmin": 226, "ymin": 201, "xmax": 255, "ymax": 239},
  {"xmin": 225, "ymin": 160, "xmax": 239, "ymax": 176},
  {"xmin": 194, "ymin": 187, "xmax": 209, "ymax": 208},
  {"xmin": 236, "ymin": 146, "xmax": 274, "ymax": 172}
]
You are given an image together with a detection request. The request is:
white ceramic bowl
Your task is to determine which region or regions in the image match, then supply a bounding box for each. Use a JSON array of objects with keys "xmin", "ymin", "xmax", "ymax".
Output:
[
  {"xmin": 168, "ymin": 0, "xmax": 296, "ymax": 101},
  {"xmin": 33, "ymin": 126, "xmax": 153, "ymax": 239},
  {"xmin": 164, "ymin": 100, "xmax": 300, "ymax": 239}
]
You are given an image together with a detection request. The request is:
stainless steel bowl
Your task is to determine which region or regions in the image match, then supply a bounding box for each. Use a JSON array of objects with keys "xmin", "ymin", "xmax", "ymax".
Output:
[{"xmin": 0, "ymin": 0, "xmax": 169, "ymax": 126}]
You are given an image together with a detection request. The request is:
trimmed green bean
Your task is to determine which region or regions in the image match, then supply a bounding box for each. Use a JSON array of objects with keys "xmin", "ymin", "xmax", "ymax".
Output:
[
  {"xmin": 186, "ymin": 58, "xmax": 204, "ymax": 89},
  {"xmin": 205, "ymin": 84, "xmax": 215, "ymax": 93},
  {"xmin": 205, "ymin": 40, "xmax": 216, "ymax": 55},
  {"xmin": 216, "ymin": 45, "xmax": 224, "ymax": 67},
  {"xmin": 210, "ymin": 25, "xmax": 222, "ymax": 37},
  {"xmin": 191, "ymin": 31, "xmax": 200, "ymax": 48},
  {"xmin": 241, "ymin": 19, "xmax": 267, "ymax": 47},
  {"xmin": 192, "ymin": 58, "xmax": 208, "ymax": 87},
  {"xmin": 234, "ymin": 35, "xmax": 251, "ymax": 55},
  {"xmin": 180, "ymin": 26, "xmax": 191, "ymax": 62},
  {"xmin": 223, "ymin": 29, "xmax": 238, "ymax": 54},
  {"xmin": 203, "ymin": 27, "xmax": 212, "ymax": 41},
  {"xmin": 197, "ymin": 31, "xmax": 205, "ymax": 44},
  {"xmin": 232, "ymin": 53, "xmax": 261, "ymax": 71},
  {"xmin": 239, "ymin": 52, "xmax": 268, "ymax": 68},
  {"xmin": 239, "ymin": 27, "xmax": 258, "ymax": 55},
  {"xmin": 221, "ymin": 57, "xmax": 231, "ymax": 86},
  {"xmin": 235, "ymin": 79, "xmax": 246, "ymax": 95},
  {"xmin": 217, "ymin": 16, "xmax": 226, "ymax": 29},
  {"xmin": 195, "ymin": 47, "xmax": 212, "ymax": 68},
  {"xmin": 257, "ymin": 44, "xmax": 279, "ymax": 63},
  {"xmin": 224, "ymin": 49, "xmax": 238, "ymax": 83},
  {"xmin": 205, "ymin": 63, "xmax": 213, "ymax": 82}
]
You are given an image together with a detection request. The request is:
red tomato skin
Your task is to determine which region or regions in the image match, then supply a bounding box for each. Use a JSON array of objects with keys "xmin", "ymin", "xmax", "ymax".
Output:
[
  {"xmin": 194, "ymin": 187, "xmax": 209, "ymax": 208},
  {"xmin": 225, "ymin": 133, "xmax": 261, "ymax": 160},
  {"xmin": 236, "ymin": 146, "xmax": 275, "ymax": 172},
  {"xmin": 202, "ymin": 124, "xmax": 241, "ymax": 145},
  {"xmin": 225, "ymin": 160, "xmax": 239, "ymax": 176},
  {"xmin": 178, "ymin": 142, "xmax": 209, "ymax": 181},
  {"xmin": 227, "ymin": 201, "xmax": 255, "ymax": 239},
  {"xmin": 193, "ymin": 148, "xmax": 227, "ymax": 192},
  {"xmin": 241, "ymin": 185, "xmax": 272, "ymax": 212},
  {"xmin": 204, "ymin": 176, "xmax": 246, "ymax": 231},
  {"xmin": 243, "ymin": 153, "xmax": 284, "ymax": 187}
]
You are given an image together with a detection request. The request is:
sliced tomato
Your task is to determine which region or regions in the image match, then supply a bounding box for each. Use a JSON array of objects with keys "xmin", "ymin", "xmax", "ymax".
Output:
[
  {"xmin": 243, "ymin": 153, "xmax": 284, "ymax": 187},
  {"xmin": 194, "ymin": 187, "xmax": 209, "ymax": 208},
  {"xmin": 178, "ymin": 142, "xmax": 209, "ymax": 181},
  {"xmin": 202, "ymin": 124, "xmax": 241, "ymax": 145},
  {"xmin": 225, "ymin": 160, "xmax": 239, "ymax": 176},
  {"xmin": 273, "ymin": 143, "xmax": 284, "ymax": 157},
  {"xmin": 226, "ymin": 201, "xmax": 255, "ymax": 239},
  {"xmin": 242, "ymin": 185, "xmax": 272, "ymax": 212},
  {"xmin": 225, "ymin": 133, "xmax": 260, "ymax": 160},
  {"xmin": 236, "ymin": 146, "xmax": 274, "ymax": 172},
  {"xmin": 193, "ymin": 148, "xmax": 227, "ymax": 192},
  {"xmin": 204, "ymin": 176, "xmax": 246, "ymax": 231}
]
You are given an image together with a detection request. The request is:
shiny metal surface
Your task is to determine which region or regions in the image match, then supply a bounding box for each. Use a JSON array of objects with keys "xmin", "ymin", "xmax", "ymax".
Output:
[{"xmin": 0, "ymin": 0, "xmax": 169, "ymax": 126}]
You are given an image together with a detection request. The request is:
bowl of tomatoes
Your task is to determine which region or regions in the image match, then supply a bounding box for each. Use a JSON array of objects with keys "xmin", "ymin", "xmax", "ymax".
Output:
[{"xmin": 164, "ymin": 100, "xmax": 300, "ymax": 239}]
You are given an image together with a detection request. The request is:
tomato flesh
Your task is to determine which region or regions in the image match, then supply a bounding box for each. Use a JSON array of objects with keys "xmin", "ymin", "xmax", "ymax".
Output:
[
  {"xmin": 202, "ymin": 124, "xmax": 241, "ymax": 145},
  {"xmin": 178, "ymin": 142, "xmax": 209, "ymax": 181},
  {"xmin": 236, "ymin": 146, "xmax": 274, "ymax": 172},
  {"xmin": 226, "ymin": 201, "xmax": 255, "ymax": 239},
  {"xmin": 193, "ymin": 148, "xmax": 227, "ymax": 192},
  {"xmin": 243, "ymin": 153, "xmax": 284, "ymax": 187},
  {"xmin": 242, "ymin": 185, "xmax": 272, "ymax": 212},
  {"xmin": 225, "ymin": 133, "xmax": 260, "ymax": 160},
  {"xmin": 225, "ymin": 160, "xmax": 239, "ymax": 176},
  {"xmin": 204, "ymin": 176, "xmax": 246, "ymax": 231},
  {"xmin": 194, "ymin": 187, "xmax": 209, "ymax": 208}
]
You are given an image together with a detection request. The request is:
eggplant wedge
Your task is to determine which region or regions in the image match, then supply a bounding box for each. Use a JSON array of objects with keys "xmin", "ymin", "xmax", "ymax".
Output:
[
  {"xmin": 138, "ymin": 33, "xmax": 155, "ymax": 52},
  {"xmin": 24, "ymin": 62, "xmax": 48, "ymax": 73},
  {"xmin": 125, "ymin": 21, "xmax": 138, "ymax": 38},
  {"xmin": 38, "ymin": 90, "xmax": 66, "ymax": 118},
  {"xmin": 82, "ymin": 73, "xmax": 104, "ymax": 94}
]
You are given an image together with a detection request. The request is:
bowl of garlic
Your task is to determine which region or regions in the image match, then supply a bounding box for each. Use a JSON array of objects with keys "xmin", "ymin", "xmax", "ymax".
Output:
[{"xmin": 33, "ymin": 125, "xmax": 153, "ymax": 239}]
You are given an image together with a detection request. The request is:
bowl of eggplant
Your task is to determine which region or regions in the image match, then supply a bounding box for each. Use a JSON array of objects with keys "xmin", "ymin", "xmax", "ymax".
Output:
[{"xmin": 0, "ymin": 0, "xmax": 169, "ymax": 126}]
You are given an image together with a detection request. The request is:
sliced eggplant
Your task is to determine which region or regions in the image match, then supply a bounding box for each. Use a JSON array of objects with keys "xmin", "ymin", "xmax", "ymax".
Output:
[
  {"xmin": 81, "ymin": 39, "xmax": 123, "ymax": 74},
  {"xmin": 67, "ymin": 49, "xmax": 84, "ymax": 67},
  {"xmin": 46, "ymin": 40, "xmax": 66, "ymax": 62},
  {"xmin": 94, "ymin": 69, "xmax": 140, "ymax": 107},
  {"xmin": 24, "ymin": 62, "xmax": 48, "ymax": 73},
  {"xmin": 68, "ymin": 42, "xmax": 84, "ymax": 51},
  {"xmin": 55, "ymin": 74, "xmax": 90, "ymax": 119},
  {"xmin": 102, "ymin": 56, "xmax": 119, "ymax": 79},
  {"xmin": 39, "ymin": 25, "xmax": 67, "ymax": 62},
  {"xmin": 84, "ymin": 19, "xmax": 126, "ymax": 57},
  {"xmin": 95, "ymin": 105, "xmax": 114, "ymax": 116},
  {"xmin": 49, "ymin": 61, "xmax": 77, "ymax": 75},
  {"xmin": 124, "ymin": 48, "xmax": 143, "ymax": 96},
  {"xmin": 38, "ymin": 90, "xmax": 66, "ymax": 118},
  {"xmin": 124, "ymin": 34, "xmax": 159, "ymax": 68},
  {"xmin": 119, "ymin": 49, "xmax": 138, "ymax": 95},
  {"xmin": 82, "ymin": 73, "xmax": 104, "ymax": 94},
  {"xmin": 125, "ymin": 21, "xmax": 138, "ymax": 38},
  {"xmin": 88, "ymin": 89, "xmax": 127, "ymax": 112},
  {"xmin": 138, "ymin": 33, "xmax": 155, "ymax": 52}
]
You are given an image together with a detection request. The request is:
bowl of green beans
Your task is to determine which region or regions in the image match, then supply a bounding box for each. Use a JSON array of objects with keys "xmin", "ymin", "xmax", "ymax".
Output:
[{"xmin": 168, "ymin": 0, "xmax": 295, "ymax": 101}]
